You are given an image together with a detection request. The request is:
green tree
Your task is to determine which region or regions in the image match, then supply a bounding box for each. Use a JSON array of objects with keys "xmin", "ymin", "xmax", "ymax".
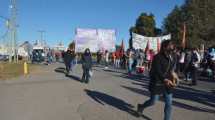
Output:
[
  {"xmin": 129, "ymin": 13, "xmax": 160, "ymax": 48},
  {"xmin": 164, "ymin": 0, "xmax": 215, "ymax": 48},
  {"xmin": 135, "ymin": 13, "xmax": 156, "ymax": 36}
]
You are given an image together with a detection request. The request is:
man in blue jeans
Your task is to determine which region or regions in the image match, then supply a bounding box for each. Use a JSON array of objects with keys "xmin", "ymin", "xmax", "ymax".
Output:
[{"xmin": 137, "ymin": 40, "xmax": 176, "ymax": 120}]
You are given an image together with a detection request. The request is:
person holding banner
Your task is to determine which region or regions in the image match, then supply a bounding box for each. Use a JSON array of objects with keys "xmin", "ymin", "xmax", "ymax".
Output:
[
  {"xmin": 137, "ymin": 40, "xmax": 176, "ymax": 120},
  {"xmin": 137, "ymin": 49, "xmax": 145, "ymax": 67},
  {"xmin": 146, "ymin": 49, "xmax": 155, "ymax": 70}
]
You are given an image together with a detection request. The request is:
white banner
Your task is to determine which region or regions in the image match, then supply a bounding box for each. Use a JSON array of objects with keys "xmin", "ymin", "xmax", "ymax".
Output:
[
  {"xmin": 75, "ymin": 28, "xmax": 98, "ymax": 52},
  {"xmin": 76, "ymin": 28, "xmax": 97, "ymax": 37},
  {"xmin": 150, "ymin": 38, "xmax": 158, "ymax": 52},
  {"xmin": 75, "ymin": 28, "xmax": 116, "ymax": 52},
  {"xmin": 132, "ymin": 33, "xmax": 148, "ymax": 50},
  {"xmin": 98, "ymin": 29, "xmax": 116, "ymax": 52},
  {"xmin": 132, "ymin": 33, "xmax": 171, "ymax": 52}
]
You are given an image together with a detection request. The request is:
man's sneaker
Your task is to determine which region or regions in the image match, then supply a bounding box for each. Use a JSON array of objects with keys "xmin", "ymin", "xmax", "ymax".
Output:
[{"xmin": 137, "ymin": 104, "xmax": 143, "ymax": 117}]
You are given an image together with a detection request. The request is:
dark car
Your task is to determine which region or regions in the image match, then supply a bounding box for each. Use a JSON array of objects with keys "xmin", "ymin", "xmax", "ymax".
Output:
[
  {"xmin": 0, "ymin": 54, "xmax": 9, "ymax": 61},
  {"xmin": 32, "ymin": 49, "xmax": 45, "ymax": 63}
]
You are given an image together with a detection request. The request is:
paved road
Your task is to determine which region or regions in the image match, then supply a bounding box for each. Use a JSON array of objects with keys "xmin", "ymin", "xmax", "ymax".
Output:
[{"xmin": 0, "ymin": 63, "xmax": 214, "ymax": 120}]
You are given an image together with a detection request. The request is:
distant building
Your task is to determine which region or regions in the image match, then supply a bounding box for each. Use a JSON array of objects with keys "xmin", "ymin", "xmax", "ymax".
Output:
[
  {"xmin": 53, "ymin": 42, "xmax": 65, "ymax": 51},
  {"xmin": 33, "ymin": 40, "xmax": 46, "ymax": 50},
  {"xmin": 18, "ymin": 41, "xmax": 33, "ymax": 57},
  {"xmin": 0, "ymin": 44, "xmax": 8, "ymax": 55}
]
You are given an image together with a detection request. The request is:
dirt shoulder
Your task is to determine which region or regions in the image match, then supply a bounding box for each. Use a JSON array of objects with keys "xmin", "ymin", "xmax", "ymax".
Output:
[{"xmin": 0, "ymin": 62, "xmax": 41, "ymax": 80}]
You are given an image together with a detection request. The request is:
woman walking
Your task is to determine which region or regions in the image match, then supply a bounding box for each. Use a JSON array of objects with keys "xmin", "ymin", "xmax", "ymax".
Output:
[{"xmin": 81, "ymin": 48, "xmax": 93, "ymax": 84}]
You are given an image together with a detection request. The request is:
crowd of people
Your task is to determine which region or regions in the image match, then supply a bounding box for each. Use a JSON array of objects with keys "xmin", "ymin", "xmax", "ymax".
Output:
[
  {"xmin": 96, "ymin": 44, "xmax": 215, "ymax": 85},
  {"xmin": 61, "ymin": 41, "xmax": 215, "ymax": 85},
  {"xmin": 96, "ymin": 48, "xmax": 155, "ymax": 72}
]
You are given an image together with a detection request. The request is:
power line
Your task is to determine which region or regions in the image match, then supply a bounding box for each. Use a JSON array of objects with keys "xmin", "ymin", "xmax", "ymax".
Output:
[
  {"xmin": 8, "ymin": 0, "xmax": 18, "ymax": 62},
  {"xmin": 38, "ymin": 30, "xmax": 46, "ymax": 46}
]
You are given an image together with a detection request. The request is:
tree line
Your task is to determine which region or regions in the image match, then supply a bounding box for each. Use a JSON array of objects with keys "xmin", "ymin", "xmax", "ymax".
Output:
[{"xmin": 130, "ymin": 0, "xmax": 215, "ymax": 49}]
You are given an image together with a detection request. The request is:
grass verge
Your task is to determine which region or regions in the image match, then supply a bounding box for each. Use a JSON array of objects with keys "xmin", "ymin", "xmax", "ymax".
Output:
[{"xmin": 0, "ymin": 61, "xmax": 39, "ymax": 80}]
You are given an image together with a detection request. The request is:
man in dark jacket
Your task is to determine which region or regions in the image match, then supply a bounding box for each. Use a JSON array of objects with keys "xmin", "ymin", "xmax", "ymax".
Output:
[
  {"xmin": 96, "ymin": 50, "xmax": 102, "ymax": 64},
  {"xmin": 81, "ymin": 48, "xmax": 93, "ymax": 83},
  {"xmin": 190, "ymin": 48, "xmax": 200, "ymax": 86},
  {"xmin": 63, "ymin": 49, "xmax": 76, "ymax": 76},
  {"xmin": 137, "ymin": 40, "xmax": 176, "ymax": 120},
  {"xmin": 184, "ymin": 49, "xmax": 192, "ymax": 81}
]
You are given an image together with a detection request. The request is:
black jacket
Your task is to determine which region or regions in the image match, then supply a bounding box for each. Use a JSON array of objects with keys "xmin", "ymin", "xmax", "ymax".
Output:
[
  {"xmin": 63, "ymin": 50, "xmax": 76, "ymax": 65},
  {"xmin": 81, "ymin": 53, "xmax": 92, "ymax": 69},
  {"xmin": 149, "ymin": 52, "xmax": 175, "ymax": 95}
]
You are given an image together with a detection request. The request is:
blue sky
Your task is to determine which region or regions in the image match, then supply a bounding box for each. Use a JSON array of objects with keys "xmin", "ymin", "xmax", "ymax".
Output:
[{"xmin": 0, "ymin": 0, "xmax": 184, "ymax": 48}]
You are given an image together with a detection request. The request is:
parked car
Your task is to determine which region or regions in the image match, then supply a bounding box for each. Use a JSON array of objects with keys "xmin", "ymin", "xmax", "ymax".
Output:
[
  {"xmin": 0, "ymin": 54, "xmax": 9, "ymax": 61},
  {"xmin": 32, "ymin": 49, "xmax": 45, "ymax": 63}
]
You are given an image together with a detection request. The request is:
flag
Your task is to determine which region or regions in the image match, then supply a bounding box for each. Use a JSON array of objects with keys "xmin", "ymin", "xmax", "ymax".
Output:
[
  {"xmin": 157, "ymin": 38, "xmax": 161, "ymax": 52},
  {"xmin": 145, "ymin": 40, "xmax": 150, "ymax": 53},
  {"xmin": 182, "ymin": 23, "xmax": 186, "ymax": 49}
]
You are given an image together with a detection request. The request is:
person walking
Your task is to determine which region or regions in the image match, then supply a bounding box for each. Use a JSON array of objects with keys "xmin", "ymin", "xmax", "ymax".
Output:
[
  {"xmin": 112, "ymin": 52, "xmax": 116, "ymax": 67},
  {"xmin": 137, "ymin": 40, "xmax": 176, "ymax": 120},
  {"xmin": 179, "ymin": 50, "xmax": 185, "ymax": 73},
  {"xmin": 63, "ymin": 49, "xmax": 76, "ymax": 76},
  {"xmin": 137, "ymin": 49, "xmax": 145, "ymax": 67},
  {"xmin": 184, "ymin": 49, "xmax": 192, "ymax": 81},
  {"xmin": 115, "ymin": 51, "xmax": 121, "ymax": 68},
  {"xmin": 190, "ymin": 48, "xmax": 201, "ymax": 86},
  {"xmin": 147, "ymin": 50, "xmax": 155, "ymax": 70},
  {"xmin": 127, "ymin": 49, "xmax": 134, "ymax": 76},
  {"xmin": 104, "ymin": 50, "xmax": 109, "ymax": 69},
  {"xmin": 81, "ymin": 48, "xmax": 93, "ymax": 84},
  {"xmin": 121, "ymin": 52, "xmax": 127, "ymax": 69},
  {"xmin": 97, "ymin": 50, "xmax": 102, "ymax": 64},
  {"xmin": 46, "ymin": 50, "xmax": 53, "ymax": 65}
]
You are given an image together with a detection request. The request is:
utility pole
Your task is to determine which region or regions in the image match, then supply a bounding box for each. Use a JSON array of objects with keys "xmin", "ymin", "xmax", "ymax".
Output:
[
  {"xmin": 9, "ymin": 0, "xmax": 18, "ymax": 63},
  {"xmin": 38, "ymin": 30, "xmax": 46, "ymax": 47}
]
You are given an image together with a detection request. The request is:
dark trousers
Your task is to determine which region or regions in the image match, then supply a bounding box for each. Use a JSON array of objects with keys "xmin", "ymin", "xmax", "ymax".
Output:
[
  {"xmin": 179, "ymin": 63, "xmax": 185, "ymax": 73},
  {"xmin": 65, "ymin": 63, "xmax": 71, "ymax": 75},
  {"xmin": 97, "ymin": 57, "xmax": 101, "ymax": 64},
  {"xmin": 184, "ymin": 65, "xmax": 191, "ymax": 81},
  {"xmin": 191, "ymin": 66, "xmax": 198, "ymax": 85},
  {"xmin": 82, "ymin": 68, "xmax": 90, "ymax": 83}
]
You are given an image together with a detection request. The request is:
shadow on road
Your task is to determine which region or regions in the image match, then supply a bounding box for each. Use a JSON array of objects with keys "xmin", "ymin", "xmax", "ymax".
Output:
[
  {"xmin": 67, "ymin": 75, "xmax": 82, "ymax": 82},
  {"xmin": 103, "ymin": 69, "xmax": 126, "ymax": 74},
  {"xmin": 198, "ymin": 76, "xmax": 215, "ymax": 83},
  {"xmin": 212, "ymin": 90, "xmax": 215, "ymax": 94},
  {"xmin": 54, "ymin": 67, "xmax": 65, "ymax": 73},
  {"xmin": 111, "ymin": 69, "xmax": 215, "ymax": 114},
  {"xmin": 121, "ymin": 84, "xmax": 215, "ymax": 114},
  {"xmin": 84, "ymin": 89, "xmax": 151, "ymax": 120},
  {"xmin": 54, "ymin": 67, "xmax": 82, "ymax": 83}
]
